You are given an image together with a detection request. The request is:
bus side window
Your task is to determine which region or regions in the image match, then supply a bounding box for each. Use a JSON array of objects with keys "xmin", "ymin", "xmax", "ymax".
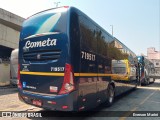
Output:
[
  {"xmin": 70, "ymin": 12, "xmax": 80, "ymax": 72},
  {"xmin": 70, "ymin": 12, "xmax": 80, "ymax": 42},
  {"xmin": 79, "ymin": 16, "xmax": 97, "ymax": 52}
]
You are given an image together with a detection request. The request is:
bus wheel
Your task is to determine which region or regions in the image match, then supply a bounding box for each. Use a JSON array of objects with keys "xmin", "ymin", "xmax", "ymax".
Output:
[
  {"xmin": 146, "ymin": 78, "xmax": 150, "ymax": 85},
  {"xmin": 139, "ymin": 80, "xmax": 142, "ymax": 86},
  {"xmin": 106, "ymin": 84, "xmax": 115, "ymax": 106},
  {"xmin": 153, "ymin": 78, "xmax": 155, "ymax": 83}
]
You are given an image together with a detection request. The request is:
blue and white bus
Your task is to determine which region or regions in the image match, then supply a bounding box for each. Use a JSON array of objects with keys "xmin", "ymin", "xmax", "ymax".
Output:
[{"xmin": 18, "ymin": 6, "xmax": 138, "ymax": 111}]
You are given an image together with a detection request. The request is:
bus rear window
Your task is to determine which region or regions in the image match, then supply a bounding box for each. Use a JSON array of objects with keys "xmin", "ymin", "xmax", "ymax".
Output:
[{"xmin": 20, "ymin": 9, "xmax": 67, "ymax": 40}]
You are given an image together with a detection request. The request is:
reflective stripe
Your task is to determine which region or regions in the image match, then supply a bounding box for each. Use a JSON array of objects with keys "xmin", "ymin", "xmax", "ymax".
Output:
[
  {"xmin": 20, "ymin": 71, "xmax": 130, "ymax": 80},
  {"xmin": 20, "ymin": 71, "xmax": 64, "ymax": 76},
  {"xmin": 20, "ymin": 71, "xmax": 112, "ymax": 77}
]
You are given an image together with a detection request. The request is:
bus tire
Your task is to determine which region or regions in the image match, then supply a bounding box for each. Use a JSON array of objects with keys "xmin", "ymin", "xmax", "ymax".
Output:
[
  {"xmin": 153, "ymin": 78, "xmax": 155, "ymax": 83},
  {"xmin": 146, "ymin": 78, "xmax": 150, "ymax": 85},
  {"xmin": 138, "ymin": 79, "xmax": 142, "ymax": 86},
  {"xmin": 106, "ymin": 84, "xmax": 115, "ymax": 107}
]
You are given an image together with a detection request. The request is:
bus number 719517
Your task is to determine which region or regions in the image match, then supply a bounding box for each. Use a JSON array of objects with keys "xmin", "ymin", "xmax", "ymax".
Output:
[{"xmin": 81, "ymin": 51, "xmax": 96, "ymax": 61}]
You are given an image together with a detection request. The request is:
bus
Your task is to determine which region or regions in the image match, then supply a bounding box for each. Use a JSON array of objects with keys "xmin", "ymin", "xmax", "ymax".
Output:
[
  {"xmin": 137, "ymin": 56, "xmax": 155, "ymax": 85},
  {"xmin": 18, "ymin": 6, "xmax": 139, "ymax": 111},
  {"xmin": 112, "ymin": 59, "xmax": 137, "ymax": 81},
  {"xmin": 10, "ymin": 49, "xmax": 19, "ymax": 86}
]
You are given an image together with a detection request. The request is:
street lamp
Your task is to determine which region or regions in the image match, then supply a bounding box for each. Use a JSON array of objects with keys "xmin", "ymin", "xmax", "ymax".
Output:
[
  {"xmin": 54, "ymin": 2, "xmax": 60, "ymax": 7},
  {"xmin": 110, "ymin": 25, "xmax": 113, "ymax": 36}
]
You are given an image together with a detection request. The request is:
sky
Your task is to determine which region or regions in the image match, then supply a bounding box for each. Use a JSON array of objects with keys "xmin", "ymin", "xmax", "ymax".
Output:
[{"xmin": 0, "ymin": 0, "xmax": 159, "ymax": 55}]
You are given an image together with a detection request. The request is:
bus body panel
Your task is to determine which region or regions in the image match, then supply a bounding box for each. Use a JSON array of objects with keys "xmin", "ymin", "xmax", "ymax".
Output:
[
  {"xmin": 10, "ymin": 49, "xmax": 19, "ymax": 85},
  {"xmin": 19, "ymin": 33, "xmax": 69, "ymax": 95},
  {"xmin": 18, "ymin": 7, "xmax": 76, "ymax": 111},
  {"xmin": 18, "ymin": 6, "xmax": 138, "ymax": 111},
  {"xmin": 18, "ymin": 90, "xmax": 78, "ymax": 111}
]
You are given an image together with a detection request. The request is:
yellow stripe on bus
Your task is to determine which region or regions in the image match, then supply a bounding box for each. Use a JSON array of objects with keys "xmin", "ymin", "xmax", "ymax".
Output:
[
  {"xmin": 20, "ymin": 71, "xmax": 130, "ymax": 81},
  {"xmin": 20, "ymin": 71, "xmax": 64, "ymax": 76},
  {"xmin": 20, "ymin": 71, "xmax": 113, "ymax": 77}
]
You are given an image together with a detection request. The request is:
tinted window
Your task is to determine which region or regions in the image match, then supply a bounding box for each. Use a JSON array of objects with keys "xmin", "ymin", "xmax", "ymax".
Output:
[
  {"xmin": 79, "ymin": 16, "xmax": 97, "ymax": 73},
  {"xmin": 70, "ymin": 12, "xmax": 80, "ymax": 72},
  {"xmin": 96, "ymin": 29, "xmax": 110, "ymax": 57},
  {"xmin": 20, "ymin": 8, "xmax": 68, "ymax": 40},
  {"xmin": 79, "ymin": 16, "xmax": 97, "ymax": 53}
]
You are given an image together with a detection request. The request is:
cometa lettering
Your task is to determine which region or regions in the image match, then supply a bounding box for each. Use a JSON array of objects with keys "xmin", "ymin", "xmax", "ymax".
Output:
[{"xmin": 25, "ymin": 38, "xmax": 57, "ymax": 48}]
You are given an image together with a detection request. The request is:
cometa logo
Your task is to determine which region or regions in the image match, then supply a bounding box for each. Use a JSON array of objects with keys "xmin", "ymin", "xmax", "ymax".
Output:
[{"xmin": 25, "ymin": 38, "xmax": 57, "ymax": 49}]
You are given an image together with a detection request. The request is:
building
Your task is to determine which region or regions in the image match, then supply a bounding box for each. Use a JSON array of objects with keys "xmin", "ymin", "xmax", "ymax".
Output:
[
  {"xmin": 0, "ymin": 8, "xmax": 25, "ymax": 58},
  {"xmin": 147, "ymin": 47, "xmax": 160, "ymax": 75},
  {"xmin": 0, "ymin": 8, "xmax": 25, "ymax": 86},
  {"xmin": 147, "ymin": 47, "xmax": 160, "ymax": 59}
]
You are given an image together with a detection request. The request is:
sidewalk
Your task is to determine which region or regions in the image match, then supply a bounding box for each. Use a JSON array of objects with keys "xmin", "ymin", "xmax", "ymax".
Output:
[{"xmin": 0, "ymin": 85, "xmax": 17, "ymax": 89}]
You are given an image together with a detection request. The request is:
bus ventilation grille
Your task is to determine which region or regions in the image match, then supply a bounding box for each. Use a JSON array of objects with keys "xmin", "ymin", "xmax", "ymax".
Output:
[{"xmin": 23, "ymin": 50, "xmax": 61, "ymax": 61}]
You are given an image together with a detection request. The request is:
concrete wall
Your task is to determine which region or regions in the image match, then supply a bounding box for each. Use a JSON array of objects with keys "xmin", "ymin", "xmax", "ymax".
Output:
[
  {"xmin": 0, "ymin": 8, "xmax": 24, "ymax": 31},
  {"xmin": 0, "ymin": 61, "xmax": 10, "ymax": 86},
  {"xmin": 0, "ymin": 8, "xmax": 24, "ymax": 86},
  {"xmin": 0, "ymin": 23, "xmax": 20, "ymax": 48},
  {"xmin": 0, "ymin": 8, "xmax": 25, "ymax": 49}
]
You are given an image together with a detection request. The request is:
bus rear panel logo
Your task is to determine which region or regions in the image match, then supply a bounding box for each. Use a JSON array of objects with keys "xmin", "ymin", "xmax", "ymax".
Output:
[{"xmin": 37, "ymin": 54, "xmax": 41, "ymax": 60}]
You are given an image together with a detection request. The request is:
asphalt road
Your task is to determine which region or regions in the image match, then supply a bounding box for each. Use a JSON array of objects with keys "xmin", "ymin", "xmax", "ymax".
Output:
[{"xmin": 0, "ymin": 79, "xmax": 160, "ymax": 120}]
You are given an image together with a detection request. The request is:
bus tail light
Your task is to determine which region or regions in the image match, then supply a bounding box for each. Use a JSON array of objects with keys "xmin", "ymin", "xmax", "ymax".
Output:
[
  {"xmin": 59, "ymin": 64, "xmax": 75, "ymax": 95},
  {"xmin": 47, "ymin": 101, "xmax": 57, "ymax": 105},
  {"xmin": 17, "ymin": 64, "xmax": 22, "ymax": 89},
  {"xmin": 62, "ymin": 105, "xmax": 68, "ymax": 109},
  {"xmin": 63, "ymin": 6, "xmax": 69, "ymax": 8}
]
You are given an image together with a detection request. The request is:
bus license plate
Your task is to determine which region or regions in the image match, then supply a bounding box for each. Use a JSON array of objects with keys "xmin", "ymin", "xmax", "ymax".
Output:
[{"xmin": 32, "ymin": 100, "xmax": 42, "ymax": 106}]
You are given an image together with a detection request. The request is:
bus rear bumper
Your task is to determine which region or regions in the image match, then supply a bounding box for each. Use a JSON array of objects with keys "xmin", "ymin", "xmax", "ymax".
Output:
[{"xmin": 18, "ymin": 90, "xmax": 77, "ymax": 111}]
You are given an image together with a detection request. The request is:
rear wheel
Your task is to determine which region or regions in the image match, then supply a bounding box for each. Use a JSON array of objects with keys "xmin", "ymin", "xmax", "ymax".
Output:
[
  {"xmin": 153, "ymin": 78, "xmax": 155, "ymax": 83},
  {"xmin": 144, "ymin": 72, "xmax": 149, "ymax": 85},
  {"xmin": 106, "ymin": 84, "xmax": 115, "ymax": 106},
  {"xmin": 145, "ymin": 77, "xmax": 150, "ymax": 85}
]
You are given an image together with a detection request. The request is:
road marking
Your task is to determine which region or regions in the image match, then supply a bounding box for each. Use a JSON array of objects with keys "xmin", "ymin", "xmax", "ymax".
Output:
[
  {"xmin": 119, "ymin": 90, "xmax": 157, "ymax": 120},
  {"xmin": 139, "ymin": 90, "xmax": 156, "ymax": 105},
  {"xmin": 148, "ymin": 100, "xmax": 160, "ymax": 104},
  {"xmin": 137, "ymin": 86, "xmax": 160, "ymax": 90}
]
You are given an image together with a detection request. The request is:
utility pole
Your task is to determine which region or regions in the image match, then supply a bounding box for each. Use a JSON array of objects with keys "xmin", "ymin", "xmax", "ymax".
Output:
[
  {"xmin": 110, "ymin": 25, "xmax": 113, "ymax": 36},
  {"xmin": 54, "ymin": 2, "xmax": 60, "ymax": 7}
]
